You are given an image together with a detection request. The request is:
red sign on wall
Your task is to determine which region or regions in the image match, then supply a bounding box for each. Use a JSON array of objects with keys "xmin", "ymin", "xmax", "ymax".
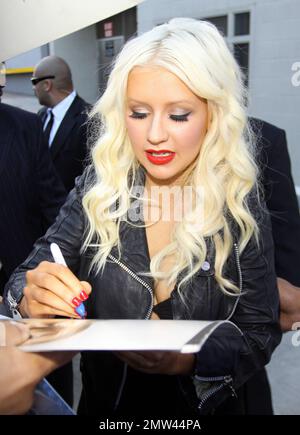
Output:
[{"xmin": 104, "ymin": 22, "xmax": 113, "ymax": 37}]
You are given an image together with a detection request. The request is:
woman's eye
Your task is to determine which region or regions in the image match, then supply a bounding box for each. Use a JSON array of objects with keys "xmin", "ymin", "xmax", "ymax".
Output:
[
  {"xmin": 170, "ymin": 112, "xmax": 191, "ymax": 122},
  {"xmin": 129, "ymin": 111, "xmax": 147, "ymax": 119},
  {"xmin": 129, "ymin": 111, "xmax": 191, "ymax": 121}
]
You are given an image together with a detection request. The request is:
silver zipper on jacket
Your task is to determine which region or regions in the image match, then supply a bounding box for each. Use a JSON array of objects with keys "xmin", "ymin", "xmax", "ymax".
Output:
[
  {"xmin": 108, "ymin": 253, "xmax": 154, "ymax": 411},
  {"xmin": 234, "ymin": 242, "xmax": 243, "ymax": 293},
  {"xmin": 226, "ymin": 243, "xmax": 242, "ymax": 321},
  {"xmin": 7, "ymin": 290, "xmax": 18, "ymax": 310},
  {"xmin": 6, "ymin": 291, "xmax": 22, "ymax": 319},
  {"xmin": 196, "ymin": 375, "xmax": 236, "ymax": 411},
  {"xmin": 108, "ymin": 253, "xmax": 154, "ymax": 319}
]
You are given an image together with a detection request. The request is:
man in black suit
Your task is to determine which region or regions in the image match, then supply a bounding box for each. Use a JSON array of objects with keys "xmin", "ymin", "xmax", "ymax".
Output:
[
  {"xmin": 252, "ymin": 118, "xmax": 300, "ymax": 289},
  {"xmin": 254, "ymin": 118, "xmax": 300, "ymax": 331},
  {"xmin": 246, "ymin": 118, "xmax": 300, "ymax": 414},
  {"xmin": 216, "ymin": 118, "xmax": 300, "ymax": 415},
  {"xmin": 0, "ymin": 69, "xmax": 75, "ymax": 406},
  {"xmin": 32, "ymin": 55, "xmax": 91, "ymax": 192},
  {"xmin": 0, "ymin": 97, "xmax": 67, "ymax": 294}
]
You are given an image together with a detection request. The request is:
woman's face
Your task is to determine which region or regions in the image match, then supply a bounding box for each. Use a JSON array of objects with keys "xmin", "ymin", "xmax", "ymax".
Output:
[{"xmin": 125, "ymin": 66, "xmax": 208, "ymax": 186}]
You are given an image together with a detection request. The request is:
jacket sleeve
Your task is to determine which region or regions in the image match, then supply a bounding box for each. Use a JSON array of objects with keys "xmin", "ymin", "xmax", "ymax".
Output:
[
  {"xmin": 262, "ymin": 128, "xmax": 300, "ymax": 286},
  {"xmin": 191, "ymin": 202, "xmax": 282, "ymax": 413},
  {"xmin": 3, "ymin": 168, "xmax": 90, "ymax": 311}
]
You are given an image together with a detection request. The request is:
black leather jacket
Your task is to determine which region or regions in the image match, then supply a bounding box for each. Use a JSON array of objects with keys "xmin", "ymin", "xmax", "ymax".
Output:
[{"xmin": 4, "ymin": 168, "xmax": 282, "ymax": 415}]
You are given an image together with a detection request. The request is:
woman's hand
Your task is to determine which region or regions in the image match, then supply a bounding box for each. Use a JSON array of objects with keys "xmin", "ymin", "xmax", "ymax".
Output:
[
  {"xmin": 20, "ymin": 260, "xmax": 92, "ymax": 318},
  {"xmin": 114, "ymin": 350, "xmax": 195, "ymax": 375}
]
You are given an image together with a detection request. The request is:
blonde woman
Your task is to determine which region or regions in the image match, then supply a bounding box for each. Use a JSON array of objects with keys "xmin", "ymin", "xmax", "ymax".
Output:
[{"xmin": 4, "ymin": 18, "xmax": 281, "ymax": 416}]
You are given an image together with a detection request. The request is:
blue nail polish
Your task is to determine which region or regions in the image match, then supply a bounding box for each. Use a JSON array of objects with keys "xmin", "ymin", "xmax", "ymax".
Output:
[{"xmin": 75, "ymin": 303, "xmax": 86, "ymax": 318}]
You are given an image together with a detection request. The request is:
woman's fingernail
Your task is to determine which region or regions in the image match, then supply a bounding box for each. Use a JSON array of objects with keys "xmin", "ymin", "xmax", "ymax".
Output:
[
  {"xmin": 72, "ymin": 297, "xmax": 82, "ymax": 307},
  {"xmin": 79, "ymin": 290, "xmax": 89, "ymax": 301},
  {"xmin": 75, "ymin": 303, "xmax": 86, "ymax": 318}
]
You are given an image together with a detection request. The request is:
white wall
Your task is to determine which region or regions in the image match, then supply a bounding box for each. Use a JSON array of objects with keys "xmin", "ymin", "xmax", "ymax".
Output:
[
  {"xmin": 138, "ymin": 0, "xmax": 300, "ymax": 186},
  {"xmin": 138, "ymin": 0, "xmax": 255, "ymax": 32},
  {"xmin": 50, "ymin": 24, "xmax": 99, "ymax": 104},
  {"xmin": 6, "ymin": 47, "xmax": 43, "ymax": 69},
  {"xmin": 248, "ymin": 0, "xmax": 300, "ymax": 185}
]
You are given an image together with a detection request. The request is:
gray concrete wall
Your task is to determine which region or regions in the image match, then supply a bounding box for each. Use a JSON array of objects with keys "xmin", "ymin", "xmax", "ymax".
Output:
[
  {"xmin": 6, "ymin": 46, "xmax": 43, "ymax": 69},
  {"xmin": 50, "ymin": 24, "xmax": 99, "ymax": 104},
  {"xmin": 5, "ymin": 74, "xmax": 33, "ymax": 95},
  {"xmin": 137, "ymin": 0, "xmax": 300, "ymax": 187},
  {"xmin": 5, "ymin": 46, "xmax": 46, "ymax": 95}
]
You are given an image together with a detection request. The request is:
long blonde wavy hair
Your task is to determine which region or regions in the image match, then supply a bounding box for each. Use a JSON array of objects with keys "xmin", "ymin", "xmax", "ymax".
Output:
[{"xmin": 82, "ymin": 18, "xmax": 259, "ymax": 296}]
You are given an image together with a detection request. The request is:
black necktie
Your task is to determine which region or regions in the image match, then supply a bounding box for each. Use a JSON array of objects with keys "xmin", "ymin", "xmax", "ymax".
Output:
[{"xmin": 44, "ymin": 110, "xmax": 54, "ymax": 146}]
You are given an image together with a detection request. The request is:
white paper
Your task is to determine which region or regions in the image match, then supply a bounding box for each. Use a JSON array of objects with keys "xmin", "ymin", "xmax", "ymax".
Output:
[
  {"xmin": 13, "ymin": 318, "xmax": 240, "ymax": 353},
  {"xmin": 0, "ymin": 0, "xmax": 145, "ymax": 61}
]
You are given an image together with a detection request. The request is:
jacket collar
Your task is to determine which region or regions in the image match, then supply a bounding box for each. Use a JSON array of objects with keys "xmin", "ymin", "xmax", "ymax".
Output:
[
  {"xmin": 109, "ymin": 166, "xmax": 216, "ymax": 291},
  {"xmin": 49, "ymin": 95, "xmax": 86, "ymax": 160}
]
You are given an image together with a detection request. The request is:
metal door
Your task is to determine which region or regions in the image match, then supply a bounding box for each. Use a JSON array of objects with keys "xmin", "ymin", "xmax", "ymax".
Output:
[{"xmin": 97, "ymin": 36, "xmax": 124, "ymax": 94}]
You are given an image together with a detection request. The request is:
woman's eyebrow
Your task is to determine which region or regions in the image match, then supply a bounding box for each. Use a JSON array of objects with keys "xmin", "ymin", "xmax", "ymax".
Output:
[
  {"xmin": 126, "ymin": 99, "xmax": 150, "ymax": 106},
  {"xmin": 127, "ymin": 98, "xmax": 194, "ymax": 106}
]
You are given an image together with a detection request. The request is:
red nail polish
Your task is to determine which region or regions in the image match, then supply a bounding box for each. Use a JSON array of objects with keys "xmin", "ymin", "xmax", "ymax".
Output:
[
  {"xmin": 79, "ymin": 290, "xmax": 89, "ymax": 301},
  {"xmin": 72, "ymin": 297, "xmax": 82, "ymax": 307}
]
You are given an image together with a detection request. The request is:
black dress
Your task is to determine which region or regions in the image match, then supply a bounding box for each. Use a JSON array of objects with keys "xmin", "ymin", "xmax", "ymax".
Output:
[{"xmin": 115, "ymin": 299, "xmax": 199, "ymax": 418}]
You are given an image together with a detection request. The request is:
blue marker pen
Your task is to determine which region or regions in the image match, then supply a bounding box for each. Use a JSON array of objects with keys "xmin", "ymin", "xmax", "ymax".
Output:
[{"xmin": 50, "ymin": 243, "xmax": 86, "ymax": 319}]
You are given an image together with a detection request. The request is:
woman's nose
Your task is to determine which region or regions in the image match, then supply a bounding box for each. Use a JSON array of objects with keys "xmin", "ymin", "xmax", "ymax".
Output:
[{"xmin": 147, "ymin": 115, "xmax": 168, "ymax": 145}]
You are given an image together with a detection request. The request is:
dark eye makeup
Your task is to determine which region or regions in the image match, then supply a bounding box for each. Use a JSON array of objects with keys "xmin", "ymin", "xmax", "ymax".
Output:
[
  {"xmin": 129, "ymin": 112, "xmax": 148, "ymax": 120},
  {"xmin": 129, "ymin": 111, "xmax": 191, "ymax": 122},
  {"xmin": 170, "ymin": 112, "xmax": 191, "ymax": 122}
]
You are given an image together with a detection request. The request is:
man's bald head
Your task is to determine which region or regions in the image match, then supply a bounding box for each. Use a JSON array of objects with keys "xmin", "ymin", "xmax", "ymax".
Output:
[{"xmin": 35, "ymin": 56, "xmax": 73, "ymax": 93}]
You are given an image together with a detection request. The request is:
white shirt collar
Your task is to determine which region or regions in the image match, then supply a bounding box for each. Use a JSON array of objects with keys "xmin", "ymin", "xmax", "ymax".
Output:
[{"xmin": 51, "ymin": 90, "xmax": 77, "ymax": 121}]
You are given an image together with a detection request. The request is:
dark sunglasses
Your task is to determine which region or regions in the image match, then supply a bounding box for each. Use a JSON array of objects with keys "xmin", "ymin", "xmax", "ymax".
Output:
[{"xmin": 31, "ymin": 75, "xmax": 55, "ymax": 86}]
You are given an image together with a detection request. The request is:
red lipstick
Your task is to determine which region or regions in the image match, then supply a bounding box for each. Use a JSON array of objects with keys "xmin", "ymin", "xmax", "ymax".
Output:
[{"xmin": 145, "ymin": 149, "xmax": 175, "ymax": 165}]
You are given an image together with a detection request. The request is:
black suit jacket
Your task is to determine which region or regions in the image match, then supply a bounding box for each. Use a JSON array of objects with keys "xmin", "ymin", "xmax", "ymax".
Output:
[
  {"xmin": 39, "ymin": 94, "xmax": 91, "ymax": 192},
  {"xmin": 251, "ymin": 117, "xmax": 300, "ymax": 287},
  {"xmin": 0, "ymin": 103, "xmax": 67, "ymax": 284}
]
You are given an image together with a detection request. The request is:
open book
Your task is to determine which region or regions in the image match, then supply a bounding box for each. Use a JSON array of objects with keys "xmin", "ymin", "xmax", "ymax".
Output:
[{"xmin": 12, "ymin": 318, "xmax": 242, "ymax": 353}]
